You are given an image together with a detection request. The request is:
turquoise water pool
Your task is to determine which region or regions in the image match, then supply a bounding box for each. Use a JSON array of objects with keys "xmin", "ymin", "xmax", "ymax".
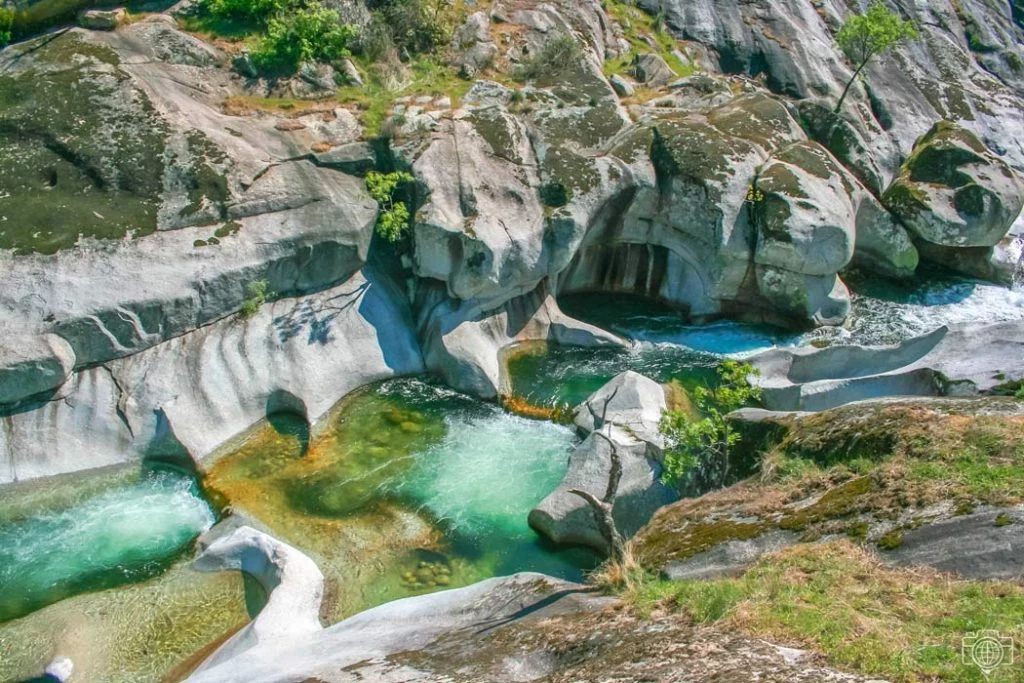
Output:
[{"xmin": 0, "ymin": 469, "xmax": 215, "ymax": 623}]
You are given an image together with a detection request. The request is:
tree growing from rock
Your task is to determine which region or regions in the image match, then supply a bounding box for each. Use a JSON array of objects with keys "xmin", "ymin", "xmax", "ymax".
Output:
[
  {"xmin": 660, "ymin": 360, "xmax": 762, "ymax": 491},
  {"xmin": 366, "ymin": 171, "xmax": 415, "ymax": 242},
  {"xmin": 833, "ymin": 1, "xmax": 918, "ymax": 113}
]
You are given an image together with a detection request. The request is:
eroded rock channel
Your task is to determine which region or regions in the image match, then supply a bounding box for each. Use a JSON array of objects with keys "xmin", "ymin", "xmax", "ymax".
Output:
[{"xmin": 2, "ymin": 0, "xmax": 1024, "ymax": 680}]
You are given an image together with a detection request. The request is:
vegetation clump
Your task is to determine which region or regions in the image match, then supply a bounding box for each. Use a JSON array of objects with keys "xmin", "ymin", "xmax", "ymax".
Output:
[
  {"xmin": 660, "ymin": 360, "xmax": 762, "ymax": 491},
  {"xmin": 251, "ymin": 7, "xmax": 357, "ymax": 72},
  {"xmin": 366, "ymin": 170, "xmax": 415, "ymax": 242},
  {"xmin": 624, "ymin": 541, "xmax": 1024, "ymax": 682},
  {"xmin": 514, "ymin": 33, "xmax": 583, "ymax": 82},
  {"xmin": 240, "ymin": 279, "xmax": 270, "ymax": 318},
  {"xmin": 363, "ymin": 0, "xmax": 450, "ymax": 58}
]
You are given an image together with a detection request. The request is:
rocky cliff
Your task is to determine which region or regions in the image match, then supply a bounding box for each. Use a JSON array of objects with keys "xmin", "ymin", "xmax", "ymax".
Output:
[{"xmin": 1, "ymin": 0, "xmax": 1023, "ymax": 481}]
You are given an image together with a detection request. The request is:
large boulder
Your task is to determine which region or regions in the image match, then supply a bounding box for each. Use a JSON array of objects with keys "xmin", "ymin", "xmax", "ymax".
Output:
[
  {"xmin": 79, "ymin": 7, "xmax": 126, "ymax": 30},
  {"xmin": 530, "ymin": 371, "xmax": 675, "ymax": 553},
  {"xmin": 574, "ymin": 370, "xmax": 667, "ymax": 448},
  {"xmin": 754, "ymin": 142, "xmax": 857, "ymax": 277},
  {"xmin": 633, "ymin": 52, "xmax": 675, "ymax": 86},
  {"xmin": 852, "ymin": 194, "xmax": 920, "ymax": 279},
  {"xmin": 915, "ymin": 227, "xmax": 1024, "ymax": 285},
  {"xmin": 560, "ymin": 93, "xmax": 860, "ymax": 327},
  {"xmin": 412, "ymin": 109, "xmax": 548, "ymax": 307},
  {"xmin": 412, "ymin": 60, "xmax": 632, "ymax": 312},
  {"xmin": 452, "ymin": 11, "xmax": 498, "ymax": 72},
  {"xmin": 748, "ymin": 321, "xmax": 1024, "ymax": 411},
  {"xmin": 883, "ymin": 121, "xmax": 1024, "ymax": 249},
  {"xmin": 752, "ymin": 141, "xmax": 858, "ymax": 323}
]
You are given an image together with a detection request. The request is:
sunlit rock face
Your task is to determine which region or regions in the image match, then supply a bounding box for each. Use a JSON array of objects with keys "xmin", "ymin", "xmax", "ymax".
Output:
[{"xmin": 0, "ymin": 268, "xmax": 424, "ymax": 484}]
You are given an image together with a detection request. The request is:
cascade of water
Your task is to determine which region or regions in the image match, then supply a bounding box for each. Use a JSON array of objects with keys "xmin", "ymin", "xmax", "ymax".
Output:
[
  {"xmin": 393, "ymin": 410, "xmax": 575, "ymax": 538},
  {"xmin": 0, "ymin": 471, "xmax": 215, "ymax": 623}
]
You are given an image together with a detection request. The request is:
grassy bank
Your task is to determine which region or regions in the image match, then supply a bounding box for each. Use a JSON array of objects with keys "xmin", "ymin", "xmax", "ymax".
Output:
[{"xmin": 620, "ymin": 541, "xmax": 1024, "ymax": 682}]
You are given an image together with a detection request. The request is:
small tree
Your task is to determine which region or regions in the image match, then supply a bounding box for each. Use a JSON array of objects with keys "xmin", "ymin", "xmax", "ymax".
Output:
[
  {"xmin": 251, "ymin": 7, "xmax": 357, "ymax": 73},
  {"xmin": 366, "ymin": 170, "xmax": 415, "ymax": 242},
  {"xmin": 660, "ymin": 360, "xmax": 762, "ymax": 490},
  {"xmin": 833, "ymin": 1, "xmax": 917, "ymax": 113}
]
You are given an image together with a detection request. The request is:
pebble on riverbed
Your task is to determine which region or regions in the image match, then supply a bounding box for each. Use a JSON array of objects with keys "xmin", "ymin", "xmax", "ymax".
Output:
[{"xmin": 401, "ymin": 560, "xmax": 452, "ymax": 589}]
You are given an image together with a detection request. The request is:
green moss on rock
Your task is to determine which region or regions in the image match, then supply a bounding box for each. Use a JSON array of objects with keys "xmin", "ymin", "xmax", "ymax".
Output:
[
  {"xmin": 778, "ymin": 477, "xmax": 874, "ymax": 531},
  {"xmin": 0, "ymin": 32, "xmax": 168, "ymax": 253},
  {"xmin": 541, "ymin": 144, "xmax": 601, "ymax": 201}
]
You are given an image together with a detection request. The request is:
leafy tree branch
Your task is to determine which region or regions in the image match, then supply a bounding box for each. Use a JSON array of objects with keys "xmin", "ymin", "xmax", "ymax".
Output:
[
  {"xmin": 366, "ymin": 170, "xmax": 415, "ymax": 242},
  {"xmin": 660, "ymin": 360, "xmax": 762, "ymax": 491},
  {"xmin": 834, "ymin": 2, "xmax": 917, "ymax": 113}
]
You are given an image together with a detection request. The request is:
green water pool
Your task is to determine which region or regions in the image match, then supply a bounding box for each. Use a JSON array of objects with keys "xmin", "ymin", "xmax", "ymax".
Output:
[
  {"xmin": 206, "ymin": 377, "xmax": 599, "ymax": 623},
  {"xmin": 0, "ymin": 468, "xmax": 216, "ymax": 624}
]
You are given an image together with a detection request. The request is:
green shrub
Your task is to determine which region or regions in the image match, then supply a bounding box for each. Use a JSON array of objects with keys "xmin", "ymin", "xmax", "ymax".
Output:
[
  {"xmin": 364, "ymin": 0, "xmax": 448, "ymax": 56},
  {"xmin": 660, "ymin": 360, "xmax": 762, "ymax": 490},
  {"xmin": 0, "ymin": 8, "xmax": 14, "ymax": 47},
  {"xmin": 539, "ymin": 181, "xmax": 570, "ymax": 208},
  {"xmin": 358, "ymin": 15, "xmax": 396, "ymax": 61},
  {"xmin": 833, "ymin": 1, "xmax": 917, "ymax": 112},
  {"xmin": 366, "ymin": 170, "xmax": 415, "ymax": 242},
  {"xmin": 205, "ymin": 0, "xmax": 292, "ymax": 23},
  {"xmin": 240, "ymin": 279, "xmax": 270, "ymax": 318},
  {"xmin": 514, "ymin": 33, "xmax": 583, "ymax": 82},
  {"xmin": 250, "ymin": 7, "xmax": 357, "ymax": 73}
]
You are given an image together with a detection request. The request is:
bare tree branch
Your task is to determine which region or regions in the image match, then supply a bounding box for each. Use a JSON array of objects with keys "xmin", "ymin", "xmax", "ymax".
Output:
[
  {"xmin": 568, "ymin": 487, "xmax": 626, "ymax": 562},
  {"xmin": 575, "ymin": 385, "xmax": 627, "ymax": 561},
  {"xmin": 585, "ymin": 385, "xmax": 620, "ymax": 431}
]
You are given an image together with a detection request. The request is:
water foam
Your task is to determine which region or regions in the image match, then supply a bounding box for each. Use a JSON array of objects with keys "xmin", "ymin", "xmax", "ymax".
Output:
[
  {"xmin": 393, "ymin": 409, "xmax": 576, "ymax": 539},
  {"xmin": 0, "ymin": 471, "xmax": 215, "ymax": 622}
]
